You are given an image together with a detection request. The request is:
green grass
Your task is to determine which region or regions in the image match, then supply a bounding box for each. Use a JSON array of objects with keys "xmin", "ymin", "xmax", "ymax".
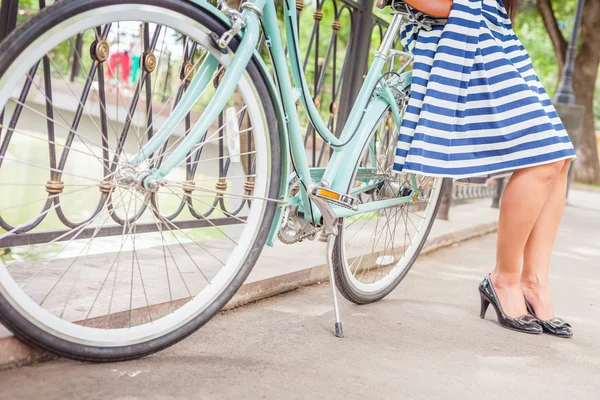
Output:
[{"xmin": 577, "ymin": 182, "xmax": 600, "ymax": 189}]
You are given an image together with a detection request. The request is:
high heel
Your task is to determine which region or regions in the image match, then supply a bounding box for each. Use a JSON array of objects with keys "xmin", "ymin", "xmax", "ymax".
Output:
[
  {"xmin": 480, "ymin": 296, "xmax": 490, "ymax": 319},
  {"xmin": 525, "ymin": 299, "xmax": 573, "ymax": 338},
  {"xmin": 479, "ymin": 275, "xmax": 543, "ymax": 334}
]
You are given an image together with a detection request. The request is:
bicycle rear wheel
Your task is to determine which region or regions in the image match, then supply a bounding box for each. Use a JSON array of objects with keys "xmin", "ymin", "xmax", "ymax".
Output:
[
  {"xmin": 0, "ymin": 0, "xmax": 281, "ymax": 361},
  {"xmin": 332, "ymin": 109, "xmax": 443, "ymax": 304}
]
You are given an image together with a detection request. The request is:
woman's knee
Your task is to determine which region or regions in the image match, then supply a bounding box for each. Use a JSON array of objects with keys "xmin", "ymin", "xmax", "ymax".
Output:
[
  {"xmin": 538, "ymin": 160, "xmax": 567, "ymax": 182},
  {"xmin": 517, "ymin": 161, "xmax": 566, "ymax": 184}
]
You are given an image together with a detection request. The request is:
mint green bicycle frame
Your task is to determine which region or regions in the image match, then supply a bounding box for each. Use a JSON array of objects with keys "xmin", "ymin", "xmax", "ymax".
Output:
[{"xmin": 129, "ymin": 0, "xmax": 416, "ymax": 246}]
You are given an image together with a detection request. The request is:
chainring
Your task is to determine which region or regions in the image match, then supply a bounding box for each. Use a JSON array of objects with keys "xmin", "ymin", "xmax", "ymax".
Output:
[{"xmin": 277, "ymin": 206, "xmax": 318, "ymax": 245}]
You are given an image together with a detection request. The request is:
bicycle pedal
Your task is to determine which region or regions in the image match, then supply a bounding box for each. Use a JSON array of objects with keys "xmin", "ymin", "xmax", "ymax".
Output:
[{"xmin": 310, "ymin": 185, "xmax": 359, "ymax": 211}]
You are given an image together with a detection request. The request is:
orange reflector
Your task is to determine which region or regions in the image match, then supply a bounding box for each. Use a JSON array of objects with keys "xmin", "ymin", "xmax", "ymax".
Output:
[{"xmin": 318, "ymin": 188, "xmax": 341, "ymax": 201}]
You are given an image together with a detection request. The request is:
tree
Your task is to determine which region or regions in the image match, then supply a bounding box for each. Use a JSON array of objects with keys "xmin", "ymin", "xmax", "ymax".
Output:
[{"xmin": 536, "ymin": 0, "xmax": 600, "ymax": 184}]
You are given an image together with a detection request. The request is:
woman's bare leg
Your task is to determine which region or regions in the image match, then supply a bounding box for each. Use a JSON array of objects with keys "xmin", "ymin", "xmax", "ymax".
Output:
[
  {"xmin": 521, "ymin": 160, "xmax": 571, "ymax": 320},
  {"xmin": 492, "ymin": 160, "xmax": 566, "ymax": 318}
]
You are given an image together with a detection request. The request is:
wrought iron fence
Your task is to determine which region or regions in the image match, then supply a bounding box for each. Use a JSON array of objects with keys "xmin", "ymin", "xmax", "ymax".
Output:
[{"xmin": 0, "ymin": 0, "xmax": 500, "ymax": 246}]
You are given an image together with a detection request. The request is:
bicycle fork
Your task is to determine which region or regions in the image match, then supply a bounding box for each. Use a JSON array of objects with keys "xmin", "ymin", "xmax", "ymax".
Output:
[{"xmin": 126, "ymin": 1, "xmax": 265, "ymax": 189}]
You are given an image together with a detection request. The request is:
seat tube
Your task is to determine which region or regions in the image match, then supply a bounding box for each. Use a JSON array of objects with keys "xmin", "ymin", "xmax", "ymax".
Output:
[{"xmin": 377, "ymin": 14, "xmax": 404, "ymax": 58}]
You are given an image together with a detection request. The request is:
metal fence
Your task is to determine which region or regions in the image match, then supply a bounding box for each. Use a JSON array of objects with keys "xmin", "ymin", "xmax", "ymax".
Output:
[
  {"xmin": 0, "ymin": 0, "xmax": 398, "ymax": 163},
  {"xmin": 0, "ymin": 0, "xmax": 501, "ymax": 246}
]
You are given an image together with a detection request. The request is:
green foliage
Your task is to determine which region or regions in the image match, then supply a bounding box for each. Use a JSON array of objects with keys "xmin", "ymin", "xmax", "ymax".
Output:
[
  {"xmin": 514, "ymin": 7, "xmax": 560, "ymax": 95},
  {"xmin": 14, "ymin": 0, "xmax": 41, "ymax": 25},
  {"xmin": 6, "ymin": 0, "xmax": 597, "ymax": 130},
  {"xmin": 513, "ymin": 1, "xmax": 600, "ymax": 130}
]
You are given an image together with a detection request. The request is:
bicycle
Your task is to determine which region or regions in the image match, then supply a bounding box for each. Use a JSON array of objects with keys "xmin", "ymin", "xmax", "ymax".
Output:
[{"xmin": 0, "ymin": 0, "xmax": 443, "ymax": 361}]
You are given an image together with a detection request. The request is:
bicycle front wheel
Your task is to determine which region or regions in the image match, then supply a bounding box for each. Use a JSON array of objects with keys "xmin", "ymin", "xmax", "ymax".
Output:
[
  {"xmin": 332, "ymin": 109, "xmax": 443, "ymax": 304},
  {"xmin": 0, "ymin": 0, "xmax": 281, "ymax": 361}
]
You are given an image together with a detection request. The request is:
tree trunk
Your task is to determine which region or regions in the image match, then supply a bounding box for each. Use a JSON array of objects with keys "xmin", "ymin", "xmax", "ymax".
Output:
[
  {"xmin": 537, "ymin": 0, "xmax": 568, "ymax": 79},
  {"xmin": 572, "ymin": 0, "xmax": 600, "ymax": 184},
  {"xmin": 537, "ymin": 0, "xmax": 600, "ymax": 184}
]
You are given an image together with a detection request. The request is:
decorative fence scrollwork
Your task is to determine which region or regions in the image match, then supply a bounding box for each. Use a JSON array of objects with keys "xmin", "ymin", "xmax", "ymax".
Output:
[{"xmin": 0, "ymin": 0, "xmax": 500, "ymax": 247}]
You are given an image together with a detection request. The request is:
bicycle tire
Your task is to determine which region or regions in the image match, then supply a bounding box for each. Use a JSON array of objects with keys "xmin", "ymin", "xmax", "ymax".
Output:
[
  {"xmin": 0, "ymin": 0, "xmax": 282, "ymax": 362},
  {"xmin": 331, "ymin": 109, "xmax": 444, "ymax": 305}
]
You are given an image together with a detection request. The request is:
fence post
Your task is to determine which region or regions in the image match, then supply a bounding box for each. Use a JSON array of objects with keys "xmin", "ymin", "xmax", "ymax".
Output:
[
  {"xmin": 0, "ymin": 0, "xmax": 19, "ymax": 42},
  {"xmin": 335, "ymin": 0, "xmax": 375, "ymax": 136},
  {"xmin": 162, "ymin": 51, "xmax": 172, "ymax": 102},
  {"xmin": 70, "ymin": 33, "xmax": 84, "ymax": 82},
  {"xmin": 491, "ymin": 177, "xmax": 505, "ymax": 209},
  {"xmin": 437, "ymin": 178, "xmax": 453, "ymax": 220}
]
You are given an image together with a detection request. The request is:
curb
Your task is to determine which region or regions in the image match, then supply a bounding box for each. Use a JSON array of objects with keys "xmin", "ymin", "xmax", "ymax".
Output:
[
  {"xmin": 226, "ymin": 220, "xmax": 499, "ymax": 311},
  {"xmin": 0, "ymin": 336, "xmax": 55, "ymax": 370},
  {"xmin": 0, "ymin": 219, "xmax": 498, "ymax": 370}
]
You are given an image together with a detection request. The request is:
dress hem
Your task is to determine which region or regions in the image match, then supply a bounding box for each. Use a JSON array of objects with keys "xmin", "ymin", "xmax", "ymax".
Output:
[{"xmin": 396, "ymin": 154, "xmax": 577, "ymax": 179}]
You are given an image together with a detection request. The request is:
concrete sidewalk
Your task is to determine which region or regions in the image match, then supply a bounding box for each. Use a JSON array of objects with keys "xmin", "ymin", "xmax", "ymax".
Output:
[
  {"xmin": 0, "ymin": 189, "xmax": 597, "ymax": 399},
  {"xmin": 0, "ymin": 198, "xmax": 500, "ymax": 368}
]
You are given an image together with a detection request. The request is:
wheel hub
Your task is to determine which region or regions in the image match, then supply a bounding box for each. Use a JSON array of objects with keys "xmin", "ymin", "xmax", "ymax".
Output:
[{"xmin": 113, "ymin": 162, "xmax": 162, "ymax": 193}]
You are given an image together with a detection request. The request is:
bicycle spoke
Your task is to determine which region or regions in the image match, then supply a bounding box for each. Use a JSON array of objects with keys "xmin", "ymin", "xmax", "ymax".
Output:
[
  {"xmin": 143, "ymin": 198, "xmax": 213, "ymax": 281},
  {"xmin": 5, "ymin": 98, "xmax": 121, "ymax": 160},
  {"xmin": 163, "ymin": 179, "xmax": 281, "ymax": 204},
  {"xmin": 131, "ymin": 216, "xmax": 154, "ymax": 325},
  {"xmin": 0, "ymin": 156, "xmax": 117, "ymax": 184},
  {"xmin": 46, "ymin": 55, "xmax": 123, "ymax": 155},
  {"xmin": 0, "ymin": 123, "xmax": 117, "ymax": 165},
  {"xmin": 163, "ymin": 186, "xmax": 239, "ymax": 244},
  {"xmin": 85, "ymin": 189, "xmax": 141, "ymax": 320},
  {"xmin": 0, "ymin": 182, "xmax": 105, "ymax": 215},
  {"xmin": 147, "ymin": 199, "xmax": 193, "ymax": 303},
  {"xmin": 23, "ymin": 67, "xmax": 116, "ymax": 170},
  {"xmin": 42, "ymin": 190, "xmax": 130, "ymax": 312},
  {"xmin": 106, "ymin": 186, "xmax": 136, "ymax": 325},
  {"xmin": 16, "ymin": 188, "xmax": 130, "ymax": 288},
  {"xmin": 59, "ymin": 195, "xmax": 124, "ymax": 319}
]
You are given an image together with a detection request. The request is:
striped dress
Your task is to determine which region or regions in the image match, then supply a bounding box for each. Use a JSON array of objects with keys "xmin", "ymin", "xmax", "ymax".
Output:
[{"xmin": 393, "ymin": 0, "xmax": 576, "ymax": 178}]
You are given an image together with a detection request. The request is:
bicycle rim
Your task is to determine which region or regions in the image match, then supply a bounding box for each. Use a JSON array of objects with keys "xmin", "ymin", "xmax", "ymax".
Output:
[{"xmin": 0, "ymin": 0, "xmax": 280, "ymax": 357}]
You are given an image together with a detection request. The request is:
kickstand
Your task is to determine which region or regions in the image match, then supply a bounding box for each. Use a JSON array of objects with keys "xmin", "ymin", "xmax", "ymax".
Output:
[{"xmin": 326, "ymin": 236, "xmax": 343, "ymax": 338}]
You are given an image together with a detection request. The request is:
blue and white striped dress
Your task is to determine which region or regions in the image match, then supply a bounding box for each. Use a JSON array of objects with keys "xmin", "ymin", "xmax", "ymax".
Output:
[{"xmin": 393, "ymin": 0, "xmax": 576, "ymax": 178}]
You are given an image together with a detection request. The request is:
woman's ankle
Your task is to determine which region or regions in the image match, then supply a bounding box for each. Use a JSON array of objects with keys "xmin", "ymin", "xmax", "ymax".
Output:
[
  {"xmin": 520, "ymin": 274, "xmax": 555, "ymax": 319},
  {"xmin": 491, "ymin": 268, "xmax": 521, "ymax": 288},
  {"xmin": 520, "ymin": 274, "xmax": 549, "ymax": 293},
  {"xmin": 489, "ymin": 269, "xmax": 528, "ymax": 318}
]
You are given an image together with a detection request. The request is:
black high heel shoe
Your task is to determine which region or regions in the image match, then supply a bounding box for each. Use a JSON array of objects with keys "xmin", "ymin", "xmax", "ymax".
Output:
[
  {"xmin": 525, "ymin": 299, "xmax": 573, "ymax": 338},
  {"xmin": 479, "ymin": 275, "xmax": 543, "ymax": 334}
]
